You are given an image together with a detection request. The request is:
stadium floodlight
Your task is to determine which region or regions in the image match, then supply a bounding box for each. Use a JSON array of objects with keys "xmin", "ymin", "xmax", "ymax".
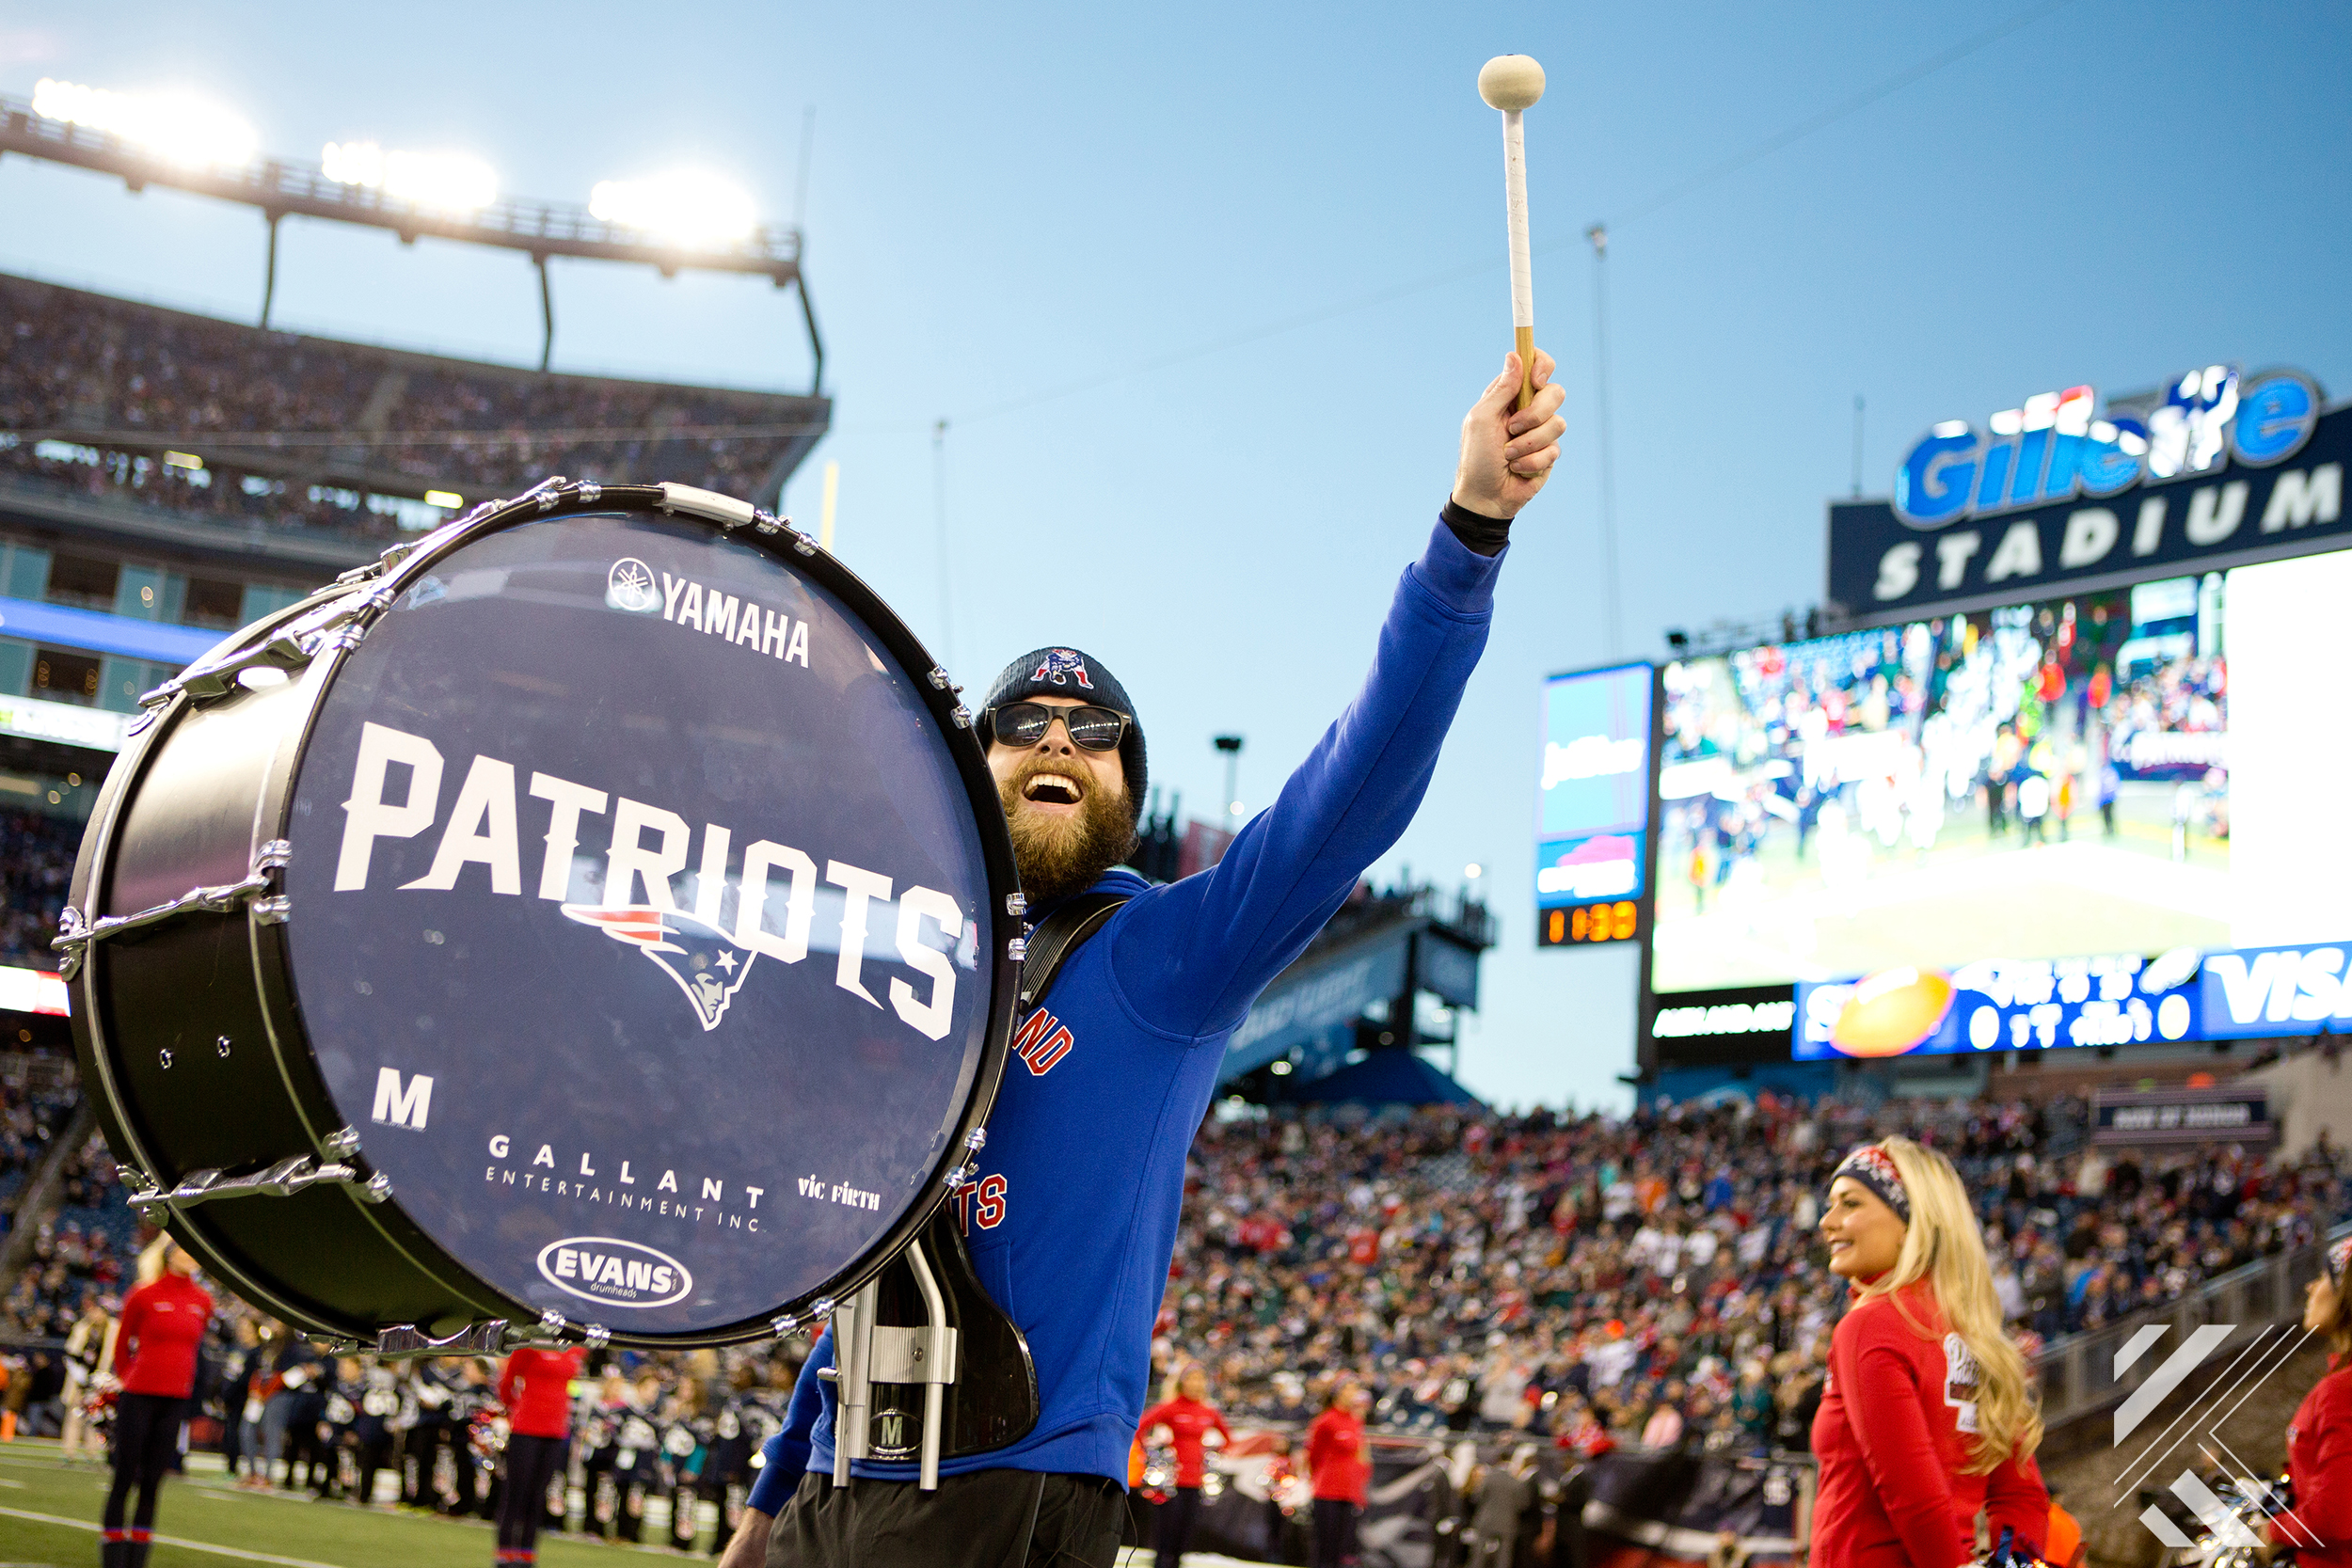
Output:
[
  {"xmin": 588, "ymin": 171, "xmax": 757, "ymax": 246},
  {"xmin": 321, "ymin": 141, "xmax": 498, "ymax": 213},
  {"xmin": 31, "ymin": 77, "xmax": 256, "ymax": 168}
]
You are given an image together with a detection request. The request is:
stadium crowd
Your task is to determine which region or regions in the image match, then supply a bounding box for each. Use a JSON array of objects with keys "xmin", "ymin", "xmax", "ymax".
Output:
[
  {"xmin": 0, "ymin": 810, "xmax": 80, "ymax": 966},
  {"xmin": 0, "ymin": 1068, "xmax": 2339, "ymax": 1552},
  {"xmin": 1153, "ymin": 1093, "xmax": 2343, "ymax": 1460},
  {"xmin": 0, "ymin": 274, "xmax": 814, "ymax": 539}
]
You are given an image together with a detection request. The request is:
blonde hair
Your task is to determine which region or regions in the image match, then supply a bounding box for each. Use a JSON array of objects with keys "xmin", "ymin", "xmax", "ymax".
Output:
[
  {"xmin": 1850, "ymin": 1136, "xmax": 2042, "ymax": 1472},
  {"xmin": 135, "ymin": 1236, "xmax": 170, "ymax": 1288}
]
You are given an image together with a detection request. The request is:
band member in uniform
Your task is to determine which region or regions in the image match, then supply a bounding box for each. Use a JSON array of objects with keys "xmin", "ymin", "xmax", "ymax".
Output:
[
  {"xmin": 725, "ymin": 355, "xmax": 1567, "ymax": 1568},
  {"xmin": 102, "ymin": 1241, "xmax": 213, "ymax": 1568},
  {"xmin": 1139, "ymin": 1362, "xmax": 1234, "ymax": 1568},
  {"xmin": 1810, "ymin": 1140, "xmax": 2048, "ymax": 1568},
  {"xmin": 494, "ymin": 1340, "xmax": 584, "ymax": 1566},
  {"xmin": 2259, "ymin": 1234, "xmax": 2352, "ymax": 1563},
  {"xmin": 1306, "ymin": 1380, "xmax": 1373, "ymax": 1568},
  {"xmin": 60, "ymin": 1293, "xmax": 113, "ymax": 1463}
]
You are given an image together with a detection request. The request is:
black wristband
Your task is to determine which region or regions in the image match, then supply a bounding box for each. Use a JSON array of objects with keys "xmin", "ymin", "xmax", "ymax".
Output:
[{"xmin": 1441, "ymin": 496, "xmax": 1512, "ymax": 557}]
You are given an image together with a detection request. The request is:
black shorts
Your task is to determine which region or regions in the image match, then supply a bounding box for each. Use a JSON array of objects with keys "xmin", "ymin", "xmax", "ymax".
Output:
[{"xmin": 767, "ymin": 1467, "xmax": 1128, "ymax": 1568}]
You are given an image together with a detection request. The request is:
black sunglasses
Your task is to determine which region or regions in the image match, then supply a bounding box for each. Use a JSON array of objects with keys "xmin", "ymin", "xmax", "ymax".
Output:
[{"xmin": 986, "ymin": 701, "xmax": 1130, "ymax": 752}]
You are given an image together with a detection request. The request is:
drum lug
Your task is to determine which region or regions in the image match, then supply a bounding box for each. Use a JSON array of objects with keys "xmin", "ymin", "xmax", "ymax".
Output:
[
  {"xmin": 522, "ymin": 476, "xmax": 570, "ymax": 512},
  {"xmin": 320, "ymin": 1125, "xmax": 362, "ymax": 1158},
  {"xmin": 582, "ymin": 1323, "xmax": 612, "ymax": 1352},
  {"xmin": 771, "ymin": 1312, "xmax": 801, "ymax": 1338},
  {"xmin": 942, "ymin": 1163, "xmax": 976, "ymax": 1191},
  {"xmin": 1004, "ymin": 893, "xmax": 1026, "ymax": 917},
  {"xmin": 964, "ymin": 1126, "xmax": 988, "ymax": 1152},
  {"xmin": 753, "ymin": 508, "xmax": 787, "ymax": 535},
  {"xmin": 950, "ymin": 705, "xmax": 973, "ymax": 729},
  {"xmin": 251, "ymin": 896, "xmax": 292, "ymax": 926},
  {"xmin": 928, "ymin": 668, "xmax": 950, "ymax": 689},
  {"xmin": 792, "ymin": 532, "xmax": 818, "ymax": 556},
  {"xmin": 576, "ymin": 481, "xmax": 602, "ymax": 503},
  {"xmin": 1005, "ymin": 936, "xmax": 1027, "ymax": 963}
]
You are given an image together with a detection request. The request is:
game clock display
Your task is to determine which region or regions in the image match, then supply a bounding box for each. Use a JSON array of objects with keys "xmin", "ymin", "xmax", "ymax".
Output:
[{"xmin": 1540, "ymin": 899, "xmax": 1641, "ymax": 947}]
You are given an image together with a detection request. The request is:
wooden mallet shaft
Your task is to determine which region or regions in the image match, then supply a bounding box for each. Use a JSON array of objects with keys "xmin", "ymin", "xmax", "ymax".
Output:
[{"xmin": 1478, "ymin": 55, "xmax": 1546, "ymax": 412}]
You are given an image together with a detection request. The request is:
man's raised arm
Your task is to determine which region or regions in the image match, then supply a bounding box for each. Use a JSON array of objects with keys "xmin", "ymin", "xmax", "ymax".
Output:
[{"xmin": 1112, "ymin": 351, "xmax": 1565, "ymax": 1039}]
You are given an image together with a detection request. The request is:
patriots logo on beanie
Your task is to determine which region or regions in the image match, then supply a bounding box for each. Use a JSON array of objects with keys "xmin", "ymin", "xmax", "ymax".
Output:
[
  {"xmin": 2329, "ymin": 1234, "xmax": 2352, "ymax": 1291},
  {"xmin": 981, "ymin": 646, "xmax": 1148, "ymax": 822},
  {"xmin": 1030, "ymin": 649, "xmax": 1095, "ymax": 689}
]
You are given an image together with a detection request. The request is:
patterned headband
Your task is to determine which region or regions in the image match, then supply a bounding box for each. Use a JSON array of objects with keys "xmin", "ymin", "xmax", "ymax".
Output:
[
  {"xmin": 2328, "ymin": 1235, "xmax": 2352, "ymax": 1291},
  {"xmin": 1833, "ymin": 1145, "xmax": 1911, "ymax": 1223}
]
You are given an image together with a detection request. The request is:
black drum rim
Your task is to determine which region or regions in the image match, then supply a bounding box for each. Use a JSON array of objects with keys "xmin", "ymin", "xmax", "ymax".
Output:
[{"xmin": 68, "ymin": 479, "xmax": 1024, "ymax": 1351}]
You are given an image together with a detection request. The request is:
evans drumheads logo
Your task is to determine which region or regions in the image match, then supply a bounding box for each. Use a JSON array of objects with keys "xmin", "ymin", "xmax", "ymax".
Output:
[{"xmin": 537, "ymin": 1236, "xmax": 693, "ymax": 1309}]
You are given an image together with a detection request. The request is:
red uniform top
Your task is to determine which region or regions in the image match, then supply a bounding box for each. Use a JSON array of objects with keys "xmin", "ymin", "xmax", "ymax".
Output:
[
  {"xmin": 1306, "ymin": 1406, "xmax": 1370, "ymax": 1504},
  {"xmin": 1137, "ymin": 1395, "xmax": 1233, "ymax": 1488},
  {"xmin": 498, "ymin": 1347, "xmax": 586, "ymax": 1440},
  {"xmin": 2274, "ymin": 1358, "xmax": 2352, "ymax": 1568},
  {"xmin": 113, "ymin": 1274, "xmax": 213, "ymax": 1399},
  {"xmin": 1811, "ymin": 1279, "xmax": 2048, "ymax": 1568}
]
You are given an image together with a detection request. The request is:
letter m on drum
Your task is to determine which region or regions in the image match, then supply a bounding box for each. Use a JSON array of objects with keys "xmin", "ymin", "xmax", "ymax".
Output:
[{"xmin": 372, "ymin": 1068, "xmax": 434, "ymax": 1130}]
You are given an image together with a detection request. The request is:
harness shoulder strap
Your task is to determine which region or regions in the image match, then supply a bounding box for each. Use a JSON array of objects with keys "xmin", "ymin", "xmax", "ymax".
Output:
[{"xmin": 1015, "ymin": 891, "xmax": 1131, "ymax": 1010}]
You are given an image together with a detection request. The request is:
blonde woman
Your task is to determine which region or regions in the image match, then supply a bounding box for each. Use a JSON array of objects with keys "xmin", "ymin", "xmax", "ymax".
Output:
[{"xmin": 1811, "ymin": 1139, "xmax": 2048, "ymax": 1568}]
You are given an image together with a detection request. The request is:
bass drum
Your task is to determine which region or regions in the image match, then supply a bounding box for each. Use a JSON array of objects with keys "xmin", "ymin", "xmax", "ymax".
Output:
[{"xmin": 63, "ymin": 480, "xmax": 1021, "ymax": 1350}]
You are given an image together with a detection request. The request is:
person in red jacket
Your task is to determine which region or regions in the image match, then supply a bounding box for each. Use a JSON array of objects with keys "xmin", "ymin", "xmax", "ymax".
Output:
[
  {"xmin": 1811, "ymin": 1138, "xmax": 2048, "ymax": 1568},
  {"xmin": 494, "ymin": 1344, "xmax": 587, "ymax": 1566},
  {"xmin": 103, "ymin": 1241, "xmax": 213, "ymax": 1568},
  {"xmin": 2263, "ymin": 1234, "xmax": 2352, "ymax": 1567},
  {"xmin": 1305, "ymin": 1379, "xmax": 1373, "ymax": 1568},
  {"xmin": 1139, "ymin": 1362, "xmax": 1235, "ymax": 1568}
]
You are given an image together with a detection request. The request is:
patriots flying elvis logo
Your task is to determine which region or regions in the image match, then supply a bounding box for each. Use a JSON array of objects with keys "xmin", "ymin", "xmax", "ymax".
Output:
[
  {"xmin": 1030, "ymin": 649, "xmax": 1093, "ymax": 689},
  {"xmin": 560, "ymin": 904, "xmax": 757, "ymax": 1030}
]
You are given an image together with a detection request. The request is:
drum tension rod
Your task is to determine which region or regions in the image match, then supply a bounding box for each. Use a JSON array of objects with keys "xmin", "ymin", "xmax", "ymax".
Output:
[
  {"xmin": 126, "ymin": 1152, "xmax": 391, "ymax": 1218},
  {"xmin": 53, "ymin": 842, "xmax": 293, "ymax": 978}
]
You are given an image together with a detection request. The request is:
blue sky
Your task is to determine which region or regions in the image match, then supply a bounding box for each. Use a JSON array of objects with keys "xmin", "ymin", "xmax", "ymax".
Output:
[{"xmin": 3, "ymin": 2, "xmax": 2346, "ymax": 1110}]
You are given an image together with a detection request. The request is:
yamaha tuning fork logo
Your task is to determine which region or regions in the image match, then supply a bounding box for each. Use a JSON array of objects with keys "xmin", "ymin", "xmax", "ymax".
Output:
[{"xmin": 606, "ymin": 557, "xmax": 661, "ymax": 613}]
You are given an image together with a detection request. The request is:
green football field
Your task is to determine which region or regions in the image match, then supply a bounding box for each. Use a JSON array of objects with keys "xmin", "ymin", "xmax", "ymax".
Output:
[{"xmin": 0, "ymin": 1438, "xmax": 1197, "ymax": 1566}]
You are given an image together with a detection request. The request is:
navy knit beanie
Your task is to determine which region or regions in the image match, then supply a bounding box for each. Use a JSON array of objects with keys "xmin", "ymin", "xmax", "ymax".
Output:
[{"xmin": 977, "ymin": 647, "xmax": 1148, "ymax": 820}]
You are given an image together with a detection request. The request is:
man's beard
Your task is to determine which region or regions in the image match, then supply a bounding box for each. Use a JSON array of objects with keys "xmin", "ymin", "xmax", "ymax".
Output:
[{"xmin": 1000, "ymin": 756, "xmax": 1134, "ymax": 904}]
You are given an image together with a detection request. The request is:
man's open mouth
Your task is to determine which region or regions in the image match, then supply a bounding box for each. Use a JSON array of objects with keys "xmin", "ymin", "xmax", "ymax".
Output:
[{"xmin": 1024, "ymin": 773, "xmax": 1083, "ymax": 805}]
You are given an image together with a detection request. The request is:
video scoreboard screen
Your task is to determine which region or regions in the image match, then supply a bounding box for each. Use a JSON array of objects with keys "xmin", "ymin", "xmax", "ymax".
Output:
[{"xmin": 1535, "ymin": 661, "xmax": 1656, "ymax": 949}]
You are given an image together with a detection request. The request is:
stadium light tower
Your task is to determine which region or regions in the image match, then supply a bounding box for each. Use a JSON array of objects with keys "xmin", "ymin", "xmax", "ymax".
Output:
[
  {"xmin": 0, "ymin": 84, "xmax": 822, "ymax": 390},
  {"xmin": 1213, "ymin": 734, "xmax": 1244, "ymax": 829}
]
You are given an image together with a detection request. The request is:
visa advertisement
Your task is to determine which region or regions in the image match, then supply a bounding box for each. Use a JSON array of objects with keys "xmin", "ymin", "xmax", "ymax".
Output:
[
  {"xmin": 1792, "ymin": 940, "xmax": 2352, "ymax": 1059},
  {"xmin": 1535, "ymin": 661, "xmax": 1655, "ymax": 946}
]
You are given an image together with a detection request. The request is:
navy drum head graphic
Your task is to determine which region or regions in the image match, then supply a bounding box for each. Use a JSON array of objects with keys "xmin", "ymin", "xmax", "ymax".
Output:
[{"xmin": 281, "ymin": 512, "xmax": 999, "ymax": 1336}]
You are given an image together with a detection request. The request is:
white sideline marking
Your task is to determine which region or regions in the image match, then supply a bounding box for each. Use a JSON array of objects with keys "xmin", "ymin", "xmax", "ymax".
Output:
[{"xmin": 0, "ymin": 1504, "xmax": 346, "ymax": 1567}]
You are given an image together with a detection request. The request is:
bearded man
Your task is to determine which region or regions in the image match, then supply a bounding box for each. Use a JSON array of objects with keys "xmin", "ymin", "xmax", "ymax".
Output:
[{"xmin": 722, "ymin": 349, "xmax": 1565, "ymax": 1567}]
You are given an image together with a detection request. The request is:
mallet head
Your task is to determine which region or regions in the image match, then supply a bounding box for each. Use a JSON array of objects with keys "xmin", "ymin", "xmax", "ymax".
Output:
[{"xmin": 1478, "ymin": 55, "xmax": 1546, "ymax": 113}]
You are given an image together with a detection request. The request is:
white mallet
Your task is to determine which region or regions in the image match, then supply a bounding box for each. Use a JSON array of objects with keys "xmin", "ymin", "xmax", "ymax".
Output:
[{"xmin": 1477, "ymin": 54, "xmax": 1546, "ymax": 412}]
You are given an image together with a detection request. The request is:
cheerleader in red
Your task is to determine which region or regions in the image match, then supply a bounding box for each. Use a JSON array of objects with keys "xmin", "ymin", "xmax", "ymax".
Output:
[
  {"xmin": 1810, "ymin": 1139, "xmax": 2048, "ymax": 1568},
  {"xmin": 103, "ymin": 1242, "xmax": 214, "ymax": 1568},
  {"xmin": 1138, "ymin": 1363, "xmax": 1235, "ymax": 1568},
  {"xmin": 2263, "ymin": 1235, "xmax": 2352, "ymax": 1568}
]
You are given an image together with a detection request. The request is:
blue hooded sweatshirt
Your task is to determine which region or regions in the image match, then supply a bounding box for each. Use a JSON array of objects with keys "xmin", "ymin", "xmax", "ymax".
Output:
[{"xmin": 748, "ymin": 513, "xmax": 1503, "ymax": 1506}]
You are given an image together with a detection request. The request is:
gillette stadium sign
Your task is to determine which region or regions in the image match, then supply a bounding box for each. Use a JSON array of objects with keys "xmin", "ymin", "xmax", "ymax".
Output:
[{"xmin": 1829, "ymin": 366, "xmax": 2345, "ymax": 621}]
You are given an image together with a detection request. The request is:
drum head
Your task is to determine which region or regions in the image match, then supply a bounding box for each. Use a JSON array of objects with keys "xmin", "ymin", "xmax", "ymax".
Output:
[{"xmin": 278, "ymin": 508, "xmax": 1008, "ymax": 1338}]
